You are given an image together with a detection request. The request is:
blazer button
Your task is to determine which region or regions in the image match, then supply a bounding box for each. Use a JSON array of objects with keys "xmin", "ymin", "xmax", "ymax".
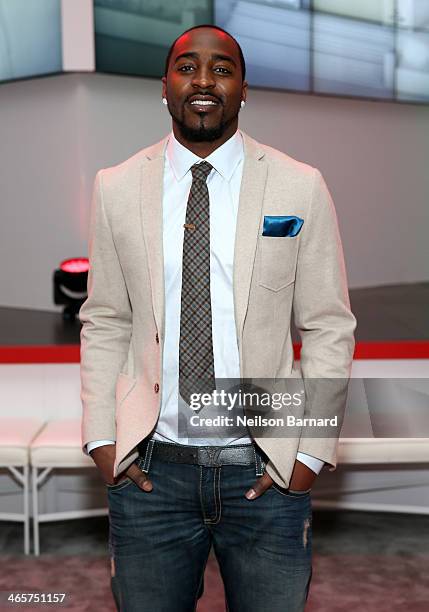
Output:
[
  {"xmin": 155, "ymin": 333, "xmax": 159, "ymax": 344},
  {"xmin": 154, "ymin": 383, "xmax": 160, "ymax": 393}
]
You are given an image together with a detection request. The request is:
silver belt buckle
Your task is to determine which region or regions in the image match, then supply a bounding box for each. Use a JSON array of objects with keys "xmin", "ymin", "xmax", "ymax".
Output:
[{"xmin": 198, "ymin": 447, "xmax": 222, "ymax": 466}]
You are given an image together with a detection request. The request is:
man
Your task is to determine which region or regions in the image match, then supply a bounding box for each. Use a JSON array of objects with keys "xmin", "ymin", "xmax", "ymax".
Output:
[{"xmin": 80, "ymin": 25, "xmax": 356, "ymax": 612}]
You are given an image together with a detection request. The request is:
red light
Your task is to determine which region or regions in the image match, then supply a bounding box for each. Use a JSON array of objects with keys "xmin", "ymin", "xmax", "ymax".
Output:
[{"xmin": 60, "ymin": 258, "xmax": 89, "ymax": 273}]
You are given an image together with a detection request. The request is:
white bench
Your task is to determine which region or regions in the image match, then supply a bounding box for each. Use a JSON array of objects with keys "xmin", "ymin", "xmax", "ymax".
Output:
[
  {"xmin": 30, "ymin": 419, "xmax": 108, "ymax": 556},
  {"xmin": 0, "ymin": 418, "xmax": 44, "ymax": 554},
  {"xmin": 311, "ymin": 437, "xmax": 429, "ymax": 514},
  {"xmin": 338, "ymin": 438, "xmax": 429, "ymax": 464}
]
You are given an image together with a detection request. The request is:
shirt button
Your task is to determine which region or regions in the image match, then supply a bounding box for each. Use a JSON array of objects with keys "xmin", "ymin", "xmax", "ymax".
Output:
[
  {"xmin": 155, "ymin": 333, "xmax": 159, "ymax": 344},
  {"xmin": 154, "ymin": 383, "xmax": 160, "ymax": 393}
]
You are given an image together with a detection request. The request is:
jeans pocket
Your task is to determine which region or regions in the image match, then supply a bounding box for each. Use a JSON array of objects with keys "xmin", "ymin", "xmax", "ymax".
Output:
[
  {"xmin": 271, "ymin": 483, "xmax": 311, "ymax": 498},
  {"xmin": 106, "ymin": 476, "xmax": 134, "ymax": 492},
  {"xmin": 106, "ymin": 457, "xmax": 143, "ymax": 491}
]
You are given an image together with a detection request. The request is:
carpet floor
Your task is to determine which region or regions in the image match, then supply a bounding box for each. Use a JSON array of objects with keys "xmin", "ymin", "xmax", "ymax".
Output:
[{"xmin": 1, "ymin": 510, "xmax": 428, "ymax": 611}]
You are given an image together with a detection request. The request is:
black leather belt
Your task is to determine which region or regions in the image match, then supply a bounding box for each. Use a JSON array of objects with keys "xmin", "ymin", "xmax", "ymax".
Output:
[{"xmin": 138, "ymin": 438, "xmax": 262, "ymax": 468}]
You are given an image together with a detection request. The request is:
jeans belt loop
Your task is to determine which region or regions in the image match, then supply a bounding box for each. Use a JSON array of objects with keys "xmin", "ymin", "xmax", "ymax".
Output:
[
  {"xmin": 141, "ymin": 439, "xmax": 155, "ymax": 473},
  {"xmin": 253, "ymin": 446, "xmax": 264, "ymax": 477}
]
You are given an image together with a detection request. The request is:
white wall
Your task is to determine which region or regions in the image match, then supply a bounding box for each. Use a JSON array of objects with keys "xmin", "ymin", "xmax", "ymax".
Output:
[
  {"xmin": 0, "ymin": 75, "xmax": 83, "ymax": 310},
  {"xmin": 61, "ymin": 0, "xmax": 95, "ymax": 72},
  {"xmin": 1, "ymin": 72, "xmax": 428, "ymax": 312}
]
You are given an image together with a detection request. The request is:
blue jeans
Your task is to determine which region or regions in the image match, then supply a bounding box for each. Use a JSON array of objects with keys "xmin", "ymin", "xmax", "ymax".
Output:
[{"xmin": 107, "ymin": 449, "xmax": 312, "ymax": 612}]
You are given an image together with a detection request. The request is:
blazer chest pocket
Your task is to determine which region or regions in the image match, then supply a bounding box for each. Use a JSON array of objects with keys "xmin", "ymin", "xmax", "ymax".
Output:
[{"xmin": 258, "ymin": 236, "xmax": 298, "ymax": 292}]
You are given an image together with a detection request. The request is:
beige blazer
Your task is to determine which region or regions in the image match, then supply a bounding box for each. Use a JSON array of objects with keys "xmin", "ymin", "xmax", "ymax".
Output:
[{"xmin": 79, "ymin": 130, "xmax": 356, "ymax": 488}]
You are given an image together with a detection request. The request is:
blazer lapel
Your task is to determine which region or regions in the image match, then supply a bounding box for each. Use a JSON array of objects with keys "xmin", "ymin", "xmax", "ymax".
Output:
[
  {"xmin": 233, "ymin": 131, "xmax": 267, "ymax": 342},
  {"xmin": 139, "ymin": 136, "xmax": 169, "ymax": 337}
]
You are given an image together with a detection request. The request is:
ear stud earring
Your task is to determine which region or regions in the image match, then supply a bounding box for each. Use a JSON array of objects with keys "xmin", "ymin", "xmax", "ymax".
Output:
[
  {"xmin": 240, "ymin": 100, "xmax": 246, "ymax": 108},
  {"xmin": 162, "ymin": 97, "xmax": 168, "ymax": 105}
]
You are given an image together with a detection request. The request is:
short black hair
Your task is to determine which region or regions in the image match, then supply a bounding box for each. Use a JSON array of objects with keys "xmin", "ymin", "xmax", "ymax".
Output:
[{"xmin": 164, "ymin": 24, "xmax": 246, "ymax": 81}]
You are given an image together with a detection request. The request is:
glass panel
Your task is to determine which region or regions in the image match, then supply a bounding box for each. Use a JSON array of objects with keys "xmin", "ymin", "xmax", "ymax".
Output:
[
  {"xmin": 0, "ymin": 0, "xmax": 62, "ymax": 83},
  {"xmin": 94, "ymin": 0, "xmax": 213, "ymax": 78},
  {"xmin": 395, "ymin": 29, "xmax": 429, "ymax": 101},
  {"xmin": 215, "ymin": 0, "xmax": 311, "ymax": 91},
  {"xmin": 313, "ymin": 0, "xmax": 396, "ymax": 26},
  {"xmin": 312, "ymin": 11, "xmax": 395, "ymax": 98}
]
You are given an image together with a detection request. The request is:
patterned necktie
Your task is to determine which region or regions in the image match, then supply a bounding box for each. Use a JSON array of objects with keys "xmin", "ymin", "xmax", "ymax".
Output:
[{"xmin": 179, "ymin": 161, "xmax": 216, "ymax": 407}]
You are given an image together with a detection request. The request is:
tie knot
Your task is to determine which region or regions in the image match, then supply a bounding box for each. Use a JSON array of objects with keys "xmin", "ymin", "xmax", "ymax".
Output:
[{"xmin": 191, "ymin": 161, "xmax": 213, "ymax": 182}]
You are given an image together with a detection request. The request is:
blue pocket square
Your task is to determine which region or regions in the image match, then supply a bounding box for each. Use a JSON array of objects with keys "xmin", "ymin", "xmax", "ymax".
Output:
[{"xmin": 262, "ymin": 215, "xmax": 304, "ymax": 237}]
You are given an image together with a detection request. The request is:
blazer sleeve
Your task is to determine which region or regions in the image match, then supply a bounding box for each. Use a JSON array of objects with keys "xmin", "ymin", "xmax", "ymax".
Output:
[
  {"xmin": 292, "ymin": 168, "xmax": 357, "ymax": 469},
  {"xmin": 79, "ymin": 170, "xmax": 133, "ymax": 451}
]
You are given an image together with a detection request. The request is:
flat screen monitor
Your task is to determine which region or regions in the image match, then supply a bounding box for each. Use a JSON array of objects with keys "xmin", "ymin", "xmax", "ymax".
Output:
[
  {"xmin": 93, "ymin": 0, "xmax": 429, "ymax": 104},
  {"xmin": 0, "ymin": 0, "xmax": 62, "ymax": 83},
  {"xmin": 215, "ymin": 0, "xmax": 311, "ymax": 92},
  {"xmin": 94, "ymin": 0, "xmax": 213, "ymax": 78}
]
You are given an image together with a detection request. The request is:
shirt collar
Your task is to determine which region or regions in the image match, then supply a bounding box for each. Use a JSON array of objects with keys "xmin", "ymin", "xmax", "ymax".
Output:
[{"xmin": 166, "ymin": 129, "xmax": 244, "ymax": 182}]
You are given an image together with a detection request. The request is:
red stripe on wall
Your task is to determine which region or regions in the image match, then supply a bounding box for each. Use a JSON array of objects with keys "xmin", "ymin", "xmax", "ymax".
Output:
[
  {"xmin": 292, "ymin": 341, "xmax": 429, "ymax": 361},
  {"xmin": 353, "ymin": 341, "xmax": 429, "ymax": 359},
  {"xmin": 0, "ymin": 341, "xmax": 428, "ymax": 364},
  {"xmin": 0, "ymin": 345, "xmax": 80, "ymax": 364}
]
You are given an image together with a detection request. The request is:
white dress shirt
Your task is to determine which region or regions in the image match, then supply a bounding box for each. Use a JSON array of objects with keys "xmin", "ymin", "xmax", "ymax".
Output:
[{"xmin": 87, "ymin": 130, "xmax": 323, "ymax": 475}]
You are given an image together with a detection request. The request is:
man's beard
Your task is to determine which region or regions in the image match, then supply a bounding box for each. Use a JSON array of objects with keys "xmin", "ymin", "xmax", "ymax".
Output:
[{"xmin": 172, "ymin": 105, "xmax": 238, "ymax": 142}]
